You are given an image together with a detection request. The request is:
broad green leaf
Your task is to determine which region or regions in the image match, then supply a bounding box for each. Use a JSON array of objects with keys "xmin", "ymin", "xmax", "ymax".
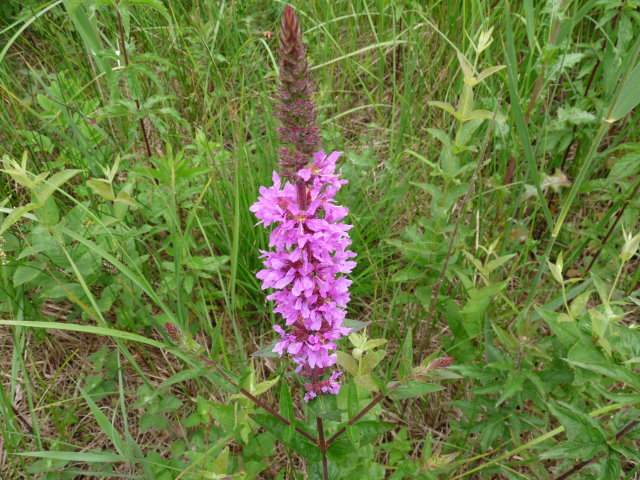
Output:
[
  {"xmin": 307, "ymin": 394, "xmax": 341, "ymax": 422},
  {"xmin": 362, "ymin": 338, "xmax": 387, "ymax": 351},
  {"xmin": 601, "ymin": 451, "xmax": 622, "ymax": 479},
  {"xmin": 336, "ymin": 351, "xmax": 359, "ymax": 377},
  {"xmin": 213, "ymin": 446, "xmax": 229, "ymax": 475},
  {"xmin": 463, "ymin": 109, "xmax": 493, "ymax": 121},
  {"xmin": 354, "ymin": 421, "xmax": 395, "ymax": 445},
  {"xmin": 346, "ymin": 382, "xmax": 359, "ymax": 422},
  {"xmin": 0, "ymin": 203, "xmax": 40, "ymax": 235},
  {"xmin": 495, "ymin": 372, "xmax": 525, "ymax": 406},
  {"xmin": 87, "ymin": 178, "xmax": 115, "ymax": 201},
  {"xmin": 484, "ymin": 254, "xmax": 516, "ymax": 275},
  {"xmin": 398, "ymin": 330, "xmax": 413, "ymax": 380},
  {"xmin": 360, "ymin": 350, "xmax": 386, "ymax": 375},
  {"xmin": 608, "ymin": 61, "xmax": 640, "ymax": 122},
  {"xmin": 210, "ymin": 404, "xmax": 236, "ymax": 432},
  {"xmin": 251, "ymin": 414, "xmax": 321, "ymax": 461},
  {"xmin": 475, "ymin": 65, "xmax": 505, "ymax": 84},
  {"xmin": 13, "ymin": 263, "xmax": 42, "ymax": 286},
  {"xmin": 35, "ymin": 169, "xmax": 81, "ymax": 203},
  {"xmin": 251, "ymin": 342, "xmax": 279, "ymax": 358},
  {"xmin": 253, "ymin": 376, "xmax": 280, "ymax": 396},
  {"xmin": 326, "ymin": 434, "xmax": 352, "ymax": 461},
  {"xmin": 564, "ymin": 360, "xmax": 640, "ymax": 390},
  {"xmin": 343, "ymin": 318, "xmax": 370, "ymax": 331},
  {"xmin": 389, "ymin": 382, "xmax": 443, "ymax": 400},
  {"xmin": 428, "ymin": 101, "xmax": 460, "ymax": 119}
]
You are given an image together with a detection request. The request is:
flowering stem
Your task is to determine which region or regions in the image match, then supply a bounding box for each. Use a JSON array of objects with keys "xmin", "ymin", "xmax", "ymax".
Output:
[{"xmin": 317, "ymin": 417, "xmax": 329, "ymax": 480}]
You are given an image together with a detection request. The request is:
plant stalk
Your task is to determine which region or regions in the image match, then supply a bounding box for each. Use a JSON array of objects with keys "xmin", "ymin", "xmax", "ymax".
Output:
[
  {"xmin": 554, "ymin": 420, "xmax": 639, "ymax": 480},
  {"xmin": 317, "ymin": 417, "xmax": 329, "ymax": 480},
  {"xmin": 194, "ymin": 351, "xmax": 318, "ymax": 444},
  {"xmin": 115, "ymin": 1, "xmax": 152, "ymax": 158}
]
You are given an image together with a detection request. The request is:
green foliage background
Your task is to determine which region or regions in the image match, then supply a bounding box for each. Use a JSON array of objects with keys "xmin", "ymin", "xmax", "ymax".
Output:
[{"xmin": 0, "ymin": 0, "xmax": 639, "ymax": 478}]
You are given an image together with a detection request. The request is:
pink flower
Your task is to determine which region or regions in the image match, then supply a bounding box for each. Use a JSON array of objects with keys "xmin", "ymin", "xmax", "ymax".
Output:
[{"xmin": 252, "ymin": 151, "xmax": 355, "ymax": 401}]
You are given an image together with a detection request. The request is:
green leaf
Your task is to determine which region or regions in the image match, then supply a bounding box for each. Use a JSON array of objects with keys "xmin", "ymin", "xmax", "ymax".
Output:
[
  {"xmin": 354, "ymin": 421, "xmax": 395, "ymax": 445},
  {"xmin": 484, "ymin": 254, "xmax": 516, "ymax": 275},
  {"xmin": 0, "ymin": 320, "xmax": 165, "ymax": 349},
  {"xmin": 389, "ymin": 382, "xmax": 443, "ymax": 400},
  {"xmin": 398, "ymin": 330, "xmax": 413, "ymax": 380},
  {"xmin": 0, "ymin": 203, "xmax": 40, "ymax": 235},
  {"xmin": 540, "ymin": 440, "xmax": 605, "ymax": 460},
  {"xmin": 159, "ymin": 395, "xmax": 182, "ymax": 412},
  {"xmin": 564, "ymin": 360, "xmax": 640, "ymax": 390},
  {"xmin": 346, "ymin": 424, "xmax": 360, "ymax": 447},
  {"xmin": 463, "ymin": 109, "xmax": 493, "ymax": 121},
  {"xmin": 210, "ymin": 404, "xmax": 236, "ymax": 433},
  {"xmin": 280, "ymin": 382, "xmax": 294, "ymax": 443},
  {"xmin": 253, "ymin": 376, "xmax": 280, "ymax": 396},
  {"xmin": 600, "ymin": 451, "xmax": 621, "ymax": 479},
  {"xmin": 362, "ymin": 338, "xmax": 387, "ymax": 351},
  {"xmin": 428, "ymin": 101, "xmax": 460, "ymax": 120},
  {"xmin": 608, "ymin": 61, "xmax": 640, "ymax": 122},
  {"xmin": 336, "ymin": 351, "xmax": 359, "ymax": 377},
  {"xmin": 251, "ymin": 342, "xmax": 279, "ymax": 358},
  {"xmin": 87, "ymin": 178, "xmax": 115, "ymax": 201},
  {"xmin": 35, "ymin": 169, "xmax": 81, "ymax": 203},
  {"xmin": 326, "ymin": 434, "xmax": 352, "ymax": 461},
  {"xmin": 495, "ymin": 371, "xmax": 525, "ymax": 406},
  {"xmin": 360, "ymin": 350, "xmax": 386, "ymax": 375},
  {"xmin": 307, "ymin": 394, "xmax": 341, "ymax": 422},
  {"xmin": 17, "ymin": 450, "xmax": 126, "ymax": 463},
  {"xmin": 251, "ymin": 415, "xmax": 321, "ymax": 461},
  {"xmin": 13, "ymin": 263, "xmax": 42, "ymax": 286},
  {"xmin": 346, "ymin": 382, "xmax": 359, "ymax": 420},
  {"xmin": 343, "ymin": 318, "xmax": 370, "ymax": 331}
]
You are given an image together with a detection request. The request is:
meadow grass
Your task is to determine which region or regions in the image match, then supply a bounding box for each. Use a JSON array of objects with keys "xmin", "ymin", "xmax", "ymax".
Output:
[{"xmin": 1, "ymin": 0, "xmax": 639, "ymax": 478}]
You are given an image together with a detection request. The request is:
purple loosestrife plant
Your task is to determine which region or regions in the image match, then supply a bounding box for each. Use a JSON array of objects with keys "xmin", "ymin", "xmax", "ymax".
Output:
[{"xmin": 251, "ymin": 6, "xmax": 356, "ymax": 403}]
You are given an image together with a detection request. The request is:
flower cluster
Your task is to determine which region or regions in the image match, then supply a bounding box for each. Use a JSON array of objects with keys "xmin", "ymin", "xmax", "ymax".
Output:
[{"xmin": 251, "ymin": 150, "xmax": 356, "ymax": 401}]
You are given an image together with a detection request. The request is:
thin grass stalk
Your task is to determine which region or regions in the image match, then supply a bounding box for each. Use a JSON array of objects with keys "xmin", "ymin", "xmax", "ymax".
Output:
[
  {"xmin": 560, "ymin": 2, "xmax": 624, "ymax": 171},
  {"xmin": 115, "ymin": 0, "xmax": 152, "ymax": 158},
  {"xmin": 422, "ymin": 98, "xmax": 501, "ymax": 346}
]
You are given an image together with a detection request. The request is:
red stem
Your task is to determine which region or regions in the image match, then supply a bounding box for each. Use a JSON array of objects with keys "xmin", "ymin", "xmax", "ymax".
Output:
[{"xmin": 196, "ymin": 352, "xmax": 319, "ymax": 444}]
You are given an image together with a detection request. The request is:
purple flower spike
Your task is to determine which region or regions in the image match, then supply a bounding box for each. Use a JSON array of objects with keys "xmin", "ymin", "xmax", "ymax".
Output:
[
  {"xmin": 276, "ymin": 6, "xmax": 321, "ymax": 179},
  {"xmin": 252, "ymin": 151, "xmax": 356, "ymax": 401}
]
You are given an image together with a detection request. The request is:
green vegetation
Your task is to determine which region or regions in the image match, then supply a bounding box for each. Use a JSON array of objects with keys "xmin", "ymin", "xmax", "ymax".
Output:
[{"xmin": 1, "ymin": 0, "xmax": 639, "ymax": 478}]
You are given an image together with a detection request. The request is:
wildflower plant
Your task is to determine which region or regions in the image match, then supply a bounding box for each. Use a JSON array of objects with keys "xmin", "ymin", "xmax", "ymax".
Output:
[{"xmin": 244, "ymin": 5, "xmax": 455, "ymax": 477}]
